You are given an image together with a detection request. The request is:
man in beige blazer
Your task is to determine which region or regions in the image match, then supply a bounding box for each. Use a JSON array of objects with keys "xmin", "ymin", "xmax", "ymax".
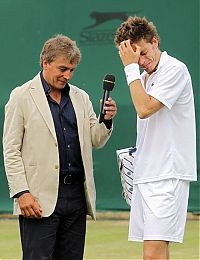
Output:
[{"xmin": 3, "ymin": 34, "xmax": 117, "ymax": 260}]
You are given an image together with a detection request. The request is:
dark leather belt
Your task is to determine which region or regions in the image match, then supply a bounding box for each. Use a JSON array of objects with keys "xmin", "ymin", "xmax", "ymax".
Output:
[{"xmin": 60, "ymin": 174, "xmax": 84, "ymax": 185}]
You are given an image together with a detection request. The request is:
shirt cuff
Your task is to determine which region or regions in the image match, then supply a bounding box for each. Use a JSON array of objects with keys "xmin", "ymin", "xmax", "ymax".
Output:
[{"xmin": 103, "ymin": 119, "xmax": 112, "ymax": 129}]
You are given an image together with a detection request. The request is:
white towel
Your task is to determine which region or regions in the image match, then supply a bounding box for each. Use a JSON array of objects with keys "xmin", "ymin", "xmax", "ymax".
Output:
[{"xmin": 116, "ymin": 147, "xmax": 136, "ymax": 206}]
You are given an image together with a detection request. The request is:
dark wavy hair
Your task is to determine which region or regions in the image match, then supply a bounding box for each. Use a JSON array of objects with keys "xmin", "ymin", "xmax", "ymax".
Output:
[{"xmin": 114, "ymin": 16, "xmax": 160, "ymax": 46}]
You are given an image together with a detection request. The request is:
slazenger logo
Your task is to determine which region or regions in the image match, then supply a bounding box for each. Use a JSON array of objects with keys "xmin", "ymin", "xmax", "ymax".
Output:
[
  {"xmin": 84, "ymin": 11, "xmax": 129, "ymax": 29},
  {"xmin": 79, "ymin": 11, "xmax": 140, "ymax": 45}
]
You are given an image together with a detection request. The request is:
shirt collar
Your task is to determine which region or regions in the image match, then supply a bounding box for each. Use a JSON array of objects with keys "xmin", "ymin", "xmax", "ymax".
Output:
[
  {"xmin": 156, "ymin": 51, "xmax": 168, "ymax": 71},
  {"xmin": 40, "ymin": 71, "xmax": 70, "ymax": 96}
]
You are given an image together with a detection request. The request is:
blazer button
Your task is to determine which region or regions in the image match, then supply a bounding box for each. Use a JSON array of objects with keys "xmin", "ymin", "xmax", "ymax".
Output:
[{"xmin": 55, "ymin": 165, "xmax": 59, "ymax": 170}]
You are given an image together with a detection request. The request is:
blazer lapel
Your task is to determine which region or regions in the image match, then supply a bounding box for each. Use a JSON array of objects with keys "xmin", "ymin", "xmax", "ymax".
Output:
[
  {"xmin": 69, "ymin": 86, "xmax": 85, "ymax": 149},
  {"xmin": 29, "ymin": 74, "xmax": 57, "ymax": 141}
]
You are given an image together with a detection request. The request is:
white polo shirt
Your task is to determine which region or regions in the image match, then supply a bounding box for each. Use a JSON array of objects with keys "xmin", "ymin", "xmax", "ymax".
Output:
[{"xmin": 133, "ymin": 51, "xmax": 197, "ymax": 184}]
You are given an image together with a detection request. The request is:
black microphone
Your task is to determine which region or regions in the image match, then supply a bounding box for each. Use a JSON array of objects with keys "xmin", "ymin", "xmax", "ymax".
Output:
[{"xmin": 99, "ymin": 74, "xmax": 115, "ymax": 123}]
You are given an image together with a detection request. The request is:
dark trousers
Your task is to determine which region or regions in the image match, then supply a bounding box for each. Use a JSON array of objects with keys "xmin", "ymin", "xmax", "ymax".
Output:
[{"xmin": 19, "ymin": 181, "xmax": 87, "ymax": 260}]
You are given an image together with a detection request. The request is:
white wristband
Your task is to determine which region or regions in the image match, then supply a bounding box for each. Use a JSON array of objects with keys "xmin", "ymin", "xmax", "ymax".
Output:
[{"xmin": 124, "ymin": 63, "xmax": 141, "ymax": 86}]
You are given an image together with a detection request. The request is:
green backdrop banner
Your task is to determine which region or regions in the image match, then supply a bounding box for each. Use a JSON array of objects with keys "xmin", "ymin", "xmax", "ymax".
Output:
[{"xmin": 0, "ymin": 0, "xmax": 199, "ymax": 213}]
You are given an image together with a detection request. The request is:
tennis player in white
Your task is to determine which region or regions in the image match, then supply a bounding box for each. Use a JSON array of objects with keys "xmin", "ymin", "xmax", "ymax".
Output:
[{"xmin": 114, "ymin": 16, "xmax": 197, "ymax": 260}]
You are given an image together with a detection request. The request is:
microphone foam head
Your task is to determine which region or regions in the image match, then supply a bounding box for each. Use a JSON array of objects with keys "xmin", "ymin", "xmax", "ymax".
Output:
[{"xmin": 103, "ymin": 74, "xmax": 115, "ymax": 91}]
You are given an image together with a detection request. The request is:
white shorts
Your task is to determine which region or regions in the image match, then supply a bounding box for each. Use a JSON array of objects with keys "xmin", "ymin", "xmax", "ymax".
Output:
[{"xmin": 128, "ymin": 178, "xmax": 190, "ymax": 243}]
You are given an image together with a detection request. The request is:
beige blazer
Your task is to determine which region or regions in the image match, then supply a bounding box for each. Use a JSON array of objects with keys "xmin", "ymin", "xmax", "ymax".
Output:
[{"xmin": 3, "ymin": 73, "xmax": 112, "ymax": 219}]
